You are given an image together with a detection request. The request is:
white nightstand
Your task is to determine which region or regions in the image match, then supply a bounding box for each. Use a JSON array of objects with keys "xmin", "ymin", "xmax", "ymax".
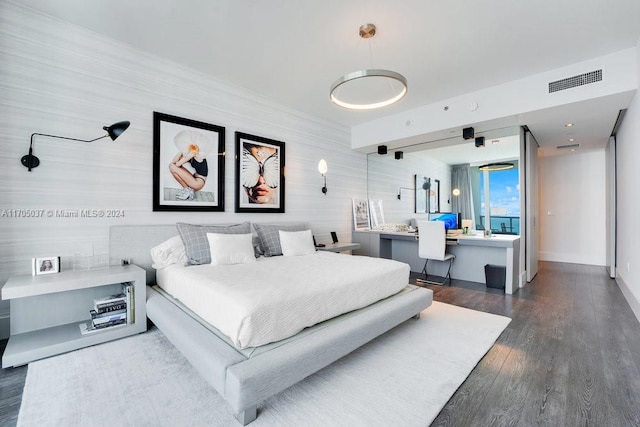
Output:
[
  {"xmin": 316, "ymin": 242, "xmax": 361, "ymax": 253},
  {"xmin": 1, "ymin": 264, "xmax": 147, "ymax": 367}
]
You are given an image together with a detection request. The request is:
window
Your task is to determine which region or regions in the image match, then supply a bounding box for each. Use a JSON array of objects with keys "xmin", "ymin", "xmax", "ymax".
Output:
[{"xmin": 472, "ymin": 162, "xmax": 520, "ymax": 234}]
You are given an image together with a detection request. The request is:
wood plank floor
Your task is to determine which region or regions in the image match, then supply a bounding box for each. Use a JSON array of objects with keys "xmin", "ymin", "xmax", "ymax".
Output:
[
  {"xmin": 427, "ymin": 261, "xmax": 640, "ymax": 427},
  {"xmin": 1, "ymin": 261, "xmax": 639, "ymax": 426}
]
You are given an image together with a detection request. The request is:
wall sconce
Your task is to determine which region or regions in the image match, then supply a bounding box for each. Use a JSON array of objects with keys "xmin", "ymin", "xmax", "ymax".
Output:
[
  {"xmin": 22, "ymin": 121, "xmax": 131, "ymax": 171},
  {"xmin": 397, "ymin": 187, "xmax": 413, "ymax": 200},
  {"xmin": 449, "ymin": 187, "xmax": 460, "ymax": 204},
  {"xmin": 318, "ymin": 159, "xmax": 328, "ymax": 194}
]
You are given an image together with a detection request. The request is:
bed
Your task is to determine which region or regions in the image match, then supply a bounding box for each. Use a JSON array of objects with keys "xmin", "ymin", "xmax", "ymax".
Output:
[{"xmin": 109, "ymin": 223, "xmax": 433, "ymax": 425}]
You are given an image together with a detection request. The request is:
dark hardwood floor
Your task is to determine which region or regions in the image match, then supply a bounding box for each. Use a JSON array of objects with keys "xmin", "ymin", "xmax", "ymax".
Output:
[
  {"xmin": 0, "ymin": 339, "xmax": 26, "ymax": 427},
  {"xmin": 425, "ymin": 261, "xmax": 640, "ymax": 427},
  {"xmin": 1, "ymin": 261, "xmax": 639, "ymax": 426}
]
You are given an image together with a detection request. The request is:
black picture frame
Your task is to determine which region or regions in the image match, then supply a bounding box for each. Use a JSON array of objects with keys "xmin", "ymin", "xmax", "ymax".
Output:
[
  {"xmin": 234, "ymin": 131, "xmax": 285, "ymax": 213},
  {"xmin": 153, "ymin": 112, "xmax": 225, "ymax": 212},
  {"xmin": 414, "ymin": 175, "xmax": 440, "ymax": 214},
  {"xmin": 430, "ymin": 179, "xmax": 440, "ymax": 213}
]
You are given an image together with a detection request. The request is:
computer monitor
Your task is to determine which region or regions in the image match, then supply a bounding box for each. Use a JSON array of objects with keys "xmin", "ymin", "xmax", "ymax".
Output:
[{"xmin": 429, "ymin": 212, "xmax": 459, "ymax": 231}]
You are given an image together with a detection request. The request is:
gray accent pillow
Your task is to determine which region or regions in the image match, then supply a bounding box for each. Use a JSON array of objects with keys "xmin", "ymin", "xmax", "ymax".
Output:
[
  {"xmin": 253, "ymin": 223, "xmax": 309, "ymax": 257},
  {"xmin": 176, "ymin": 222, "xmax": 252, "ymax": 265}
]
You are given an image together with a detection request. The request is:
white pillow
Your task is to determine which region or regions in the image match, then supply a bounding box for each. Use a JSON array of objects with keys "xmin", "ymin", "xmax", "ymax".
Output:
[
  {"xmin": 150, "ymin": 236, "xmax": 188, "ymax": 269},
  {"xmin": 279, "ymin": 229, "xmax": 316, "ymax": 256},
  {"xmin": 206, "ymin": 233, "xmax": 256, "ymax": 265}
]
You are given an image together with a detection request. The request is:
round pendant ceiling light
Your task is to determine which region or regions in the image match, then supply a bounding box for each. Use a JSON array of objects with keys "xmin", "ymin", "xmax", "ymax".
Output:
[
  {"xmin": 330, "ymin": 24, "xmax": 408, "ymax": 110},
  {"xmin": 478, "ymin": 162, "xmax": 515, "ymax": 172}
]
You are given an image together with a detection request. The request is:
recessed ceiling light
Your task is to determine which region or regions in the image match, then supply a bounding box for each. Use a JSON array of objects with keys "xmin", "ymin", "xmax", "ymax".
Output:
[
  {"xmin": 565, "ymin": 123, "xmax": 574, "ymax": 127},
  {"xmin": 491, "ymin": 139, "xmax": 500, "ymax": 144},
  {"xmin": 568, "ymin": 138, "xmax": 575, "ymax": 142}
]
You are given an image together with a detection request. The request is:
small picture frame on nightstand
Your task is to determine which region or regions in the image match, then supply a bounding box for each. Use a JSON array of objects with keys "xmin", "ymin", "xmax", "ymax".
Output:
[{"xmin": 33, "ymin": 256, "xmax": 60, "ymax": 275}]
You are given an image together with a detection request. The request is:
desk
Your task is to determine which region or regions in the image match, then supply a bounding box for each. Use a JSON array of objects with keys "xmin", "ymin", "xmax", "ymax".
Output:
[
  {"xmin": 316, "ymin": 242, "xmax": 361, "ymax": 253},
  {"xmin": 352, "ymin": 231, "xmax": 520, "ymax": 294}
]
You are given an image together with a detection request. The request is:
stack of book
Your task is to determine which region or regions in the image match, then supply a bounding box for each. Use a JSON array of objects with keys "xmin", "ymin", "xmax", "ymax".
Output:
[{"xmin": 80, "ymin": 282, "xmax": 134, "ymax": 334}]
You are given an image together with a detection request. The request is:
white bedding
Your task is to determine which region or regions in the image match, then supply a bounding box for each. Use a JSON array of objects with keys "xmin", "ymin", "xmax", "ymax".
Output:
[{"xmin": 156, "ymin": 252, "xmax": 410, "ymax": 349}]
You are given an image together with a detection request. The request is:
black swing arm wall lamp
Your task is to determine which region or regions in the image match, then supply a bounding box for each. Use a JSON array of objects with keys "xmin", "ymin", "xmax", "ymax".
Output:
[{"xmin": 22, "ymin": 120, "xmax": 131, "ymax": 171}]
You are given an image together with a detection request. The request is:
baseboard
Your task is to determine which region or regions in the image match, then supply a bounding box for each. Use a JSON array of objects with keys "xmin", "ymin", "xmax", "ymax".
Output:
[
  {"xmin": 538, "ymin": 251, "xmax": 606, "ymax": 266},
  {"xmin": 0, "ymin": 314, "xmax": 9, "ymax": 340},
  {"xmin": 617, "ymin": 276, "xmax": 640, "ymax": 324}
]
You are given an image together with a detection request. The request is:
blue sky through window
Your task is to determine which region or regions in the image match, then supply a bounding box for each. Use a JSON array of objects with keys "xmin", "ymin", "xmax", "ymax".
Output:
[{"xmin": 479, "ymin": 168, "xmax": 520, "ymax": 217}]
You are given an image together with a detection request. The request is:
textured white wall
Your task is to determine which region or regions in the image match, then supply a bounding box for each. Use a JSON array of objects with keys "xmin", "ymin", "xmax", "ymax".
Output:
[
  {"xmin": 0, "ymin": 3, "xmax": 367, "ymax": 333},
  {"xmin": 538, "ymin": 151, "xmax": 607, "ymax": 265},
  {"xmin": 615, "ymin": 39, "xmax": 640, "ymax": 319}
]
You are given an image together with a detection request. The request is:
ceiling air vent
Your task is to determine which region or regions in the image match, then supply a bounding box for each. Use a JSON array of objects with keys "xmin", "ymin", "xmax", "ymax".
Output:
[
  {"xmin": 549, "ymin": 70, "xmax": 602, "ymax": 93},
  {"xmin": 556, "ymin": 143, "xmax": 580, "ymax": 150}
]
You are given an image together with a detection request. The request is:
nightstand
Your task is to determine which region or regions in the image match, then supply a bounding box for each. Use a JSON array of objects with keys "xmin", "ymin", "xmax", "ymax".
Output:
[{"xmin": 1, "ymin": 265, "xmax": 147, "ymax": 367}]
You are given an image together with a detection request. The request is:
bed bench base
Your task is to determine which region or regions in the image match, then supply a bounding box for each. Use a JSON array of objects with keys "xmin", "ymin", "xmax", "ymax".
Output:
[
  {"xmin": 146, "ymin": 284, "xmax": 432, "ymax": 425},
  {"xmin": 235, "ymin": 406, "xmax": 257, "ymax": 425}
]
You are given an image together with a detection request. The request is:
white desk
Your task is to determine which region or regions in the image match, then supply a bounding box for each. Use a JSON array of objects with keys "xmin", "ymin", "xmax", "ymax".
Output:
[
  {"xmin": 352, "ymin": 230, "xmax": 520, "ymax": 294},
  {"xmin": 316, "ymin": 242, "xmax": 361, "ymax": 253}
]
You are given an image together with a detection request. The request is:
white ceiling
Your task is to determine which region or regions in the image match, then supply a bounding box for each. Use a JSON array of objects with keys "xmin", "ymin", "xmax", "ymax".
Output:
[{"xmin": 14, "ymin": 0, "xmax": 640, "ymax": 157}]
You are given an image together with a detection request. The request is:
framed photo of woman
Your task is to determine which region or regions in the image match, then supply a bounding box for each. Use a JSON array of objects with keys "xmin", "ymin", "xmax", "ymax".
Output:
[
  {"xmin": 33, "ymin": 256, "xmax": 60, "ymax": 275},
  {"xmin": 235, "ymin": 132, "xmax": 285, "ymax": 213},
  {"xmin": 153, "ymin": 112, "xmax": 225, "ymax": 211}
]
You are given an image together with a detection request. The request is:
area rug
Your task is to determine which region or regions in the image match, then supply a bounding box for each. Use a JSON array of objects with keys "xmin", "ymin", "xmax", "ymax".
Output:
[{"xmin": 18, "ymin": 301, "xmax": 510, "ymax": 427}]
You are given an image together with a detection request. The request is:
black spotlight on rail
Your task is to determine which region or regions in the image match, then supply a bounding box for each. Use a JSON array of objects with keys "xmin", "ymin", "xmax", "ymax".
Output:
[
  {"xmin": 22, "ymin": 120, "xmax": 131, "ymax": 171},
  {"xmin": 394, "ymin": 151, "xmax": 403, "ymax": 160},
  {"xmin": 463, "ymin": 127, "xmax": 474, "ymax": 140},
  {"xmin": 377, "ymin": 145, "xmax": 388, "ymax": 155},
  {"xmin": 475, "ymin": 136, "xmax": 485, "ymax": 148}
]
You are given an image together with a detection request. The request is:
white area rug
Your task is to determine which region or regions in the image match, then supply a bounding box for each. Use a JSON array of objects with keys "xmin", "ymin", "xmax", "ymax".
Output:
[{"xmin": 18, "ymin": 301, "xmax": 510, "ymax": 427}]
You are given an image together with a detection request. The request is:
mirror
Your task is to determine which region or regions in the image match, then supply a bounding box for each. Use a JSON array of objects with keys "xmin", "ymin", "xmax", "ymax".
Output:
[{"xmin": 366, "ymin": 127, "xmax": 521, "ymax": 228}]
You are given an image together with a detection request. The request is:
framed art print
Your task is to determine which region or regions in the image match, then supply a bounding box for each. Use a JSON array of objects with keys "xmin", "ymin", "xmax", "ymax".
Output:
[
  {"xmin": 235, "ymin": 132, "xmax": 285, "ymax": 213},
  {"xmin": 352, "ymin": 198, "xmax": 370, "ymax": 231},
  {"xmin": 153, "ymin": 112, "xmax": 225, "ymax": 211},
  {"xmin": 33, "ymin": 256, "xmax": 60, "ymax": 275},
  {"xmin": 369, "ymin": 199, "xmax": 385, "ymax": 229}
]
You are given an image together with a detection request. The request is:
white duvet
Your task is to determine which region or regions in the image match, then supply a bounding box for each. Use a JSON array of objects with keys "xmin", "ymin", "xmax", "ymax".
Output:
[{"xmin": 156, "ymin": 252, "xmax": 410, "ymax": 349}]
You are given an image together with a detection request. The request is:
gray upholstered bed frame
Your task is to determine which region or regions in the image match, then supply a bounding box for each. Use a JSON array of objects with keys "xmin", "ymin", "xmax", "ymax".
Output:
[{"xmin": 109, "ymin": 224, "xmax": 433, "ymax": 425}]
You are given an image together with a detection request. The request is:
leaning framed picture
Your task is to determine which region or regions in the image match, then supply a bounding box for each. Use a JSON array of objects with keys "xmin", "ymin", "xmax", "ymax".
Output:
[
  {"xmin": 352, "ymin": 198, "xmax": 370, "ymax": 231},
  {"xmin": 153, "ymin": 112, "xmax": 225, "ymax": 211},
  {"xmin": 369, "ymin": 199, "xmax": 385, "ymax": 229},
  {"xmin": 235, "ymin": 132, "xmax": 285, "ymax": 213},
  {"xmin": 33, "ymin": 256, "xmax": 60, "ymax": 275}
]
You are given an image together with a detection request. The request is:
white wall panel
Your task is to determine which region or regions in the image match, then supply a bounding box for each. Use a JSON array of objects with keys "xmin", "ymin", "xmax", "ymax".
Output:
[
  {"xmin": 538, "ymin": 151, "xmax": 607, "ymax": 266},
  {"xmin": 615, "ymin": 39, "xmax": 640, "ymax": 320},
  {"xmin": 0, "ymin": 2, "xmax": 367, "ymax": 333}
]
